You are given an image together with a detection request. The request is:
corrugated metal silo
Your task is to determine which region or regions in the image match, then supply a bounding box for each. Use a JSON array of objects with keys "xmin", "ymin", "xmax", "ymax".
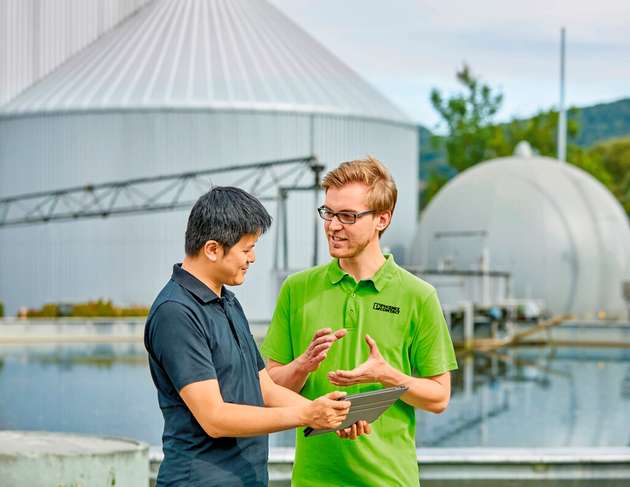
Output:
[
  {"xmin": 0, "ymin": 0, "xmax": 418, "ymax": 320},
  {"xmin": 0, "ymin": 0, "xmax": 152, "ymax": 105}
]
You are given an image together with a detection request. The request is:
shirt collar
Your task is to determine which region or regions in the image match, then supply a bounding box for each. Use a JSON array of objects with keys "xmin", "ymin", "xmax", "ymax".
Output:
[
  {"xmin": 326, "ymin": 254, "xmax": 396, "ymax": 292},
  {"xmin": 171, "ymin": 263, "xmax": 235, "ymax": 304}
]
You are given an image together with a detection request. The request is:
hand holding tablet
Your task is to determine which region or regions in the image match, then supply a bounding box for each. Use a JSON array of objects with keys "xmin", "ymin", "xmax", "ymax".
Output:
[{"xmin": 304, "ymin": 385, "xmax": 408, "ymax": 437}]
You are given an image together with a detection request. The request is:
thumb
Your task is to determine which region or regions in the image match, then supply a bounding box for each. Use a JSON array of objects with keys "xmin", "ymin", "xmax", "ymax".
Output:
[
  {"xmin": 365, "ymin": 334, "xmax": 379, "ymax": 356},
  {"xmin": 326, "ymin": 390, "xmax": 348, "ymax": 401}
]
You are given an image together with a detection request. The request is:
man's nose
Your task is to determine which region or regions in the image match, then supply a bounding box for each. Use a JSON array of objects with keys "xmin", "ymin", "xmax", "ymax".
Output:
[{"xmin": 328, "ymin": 216, "xmax": 344, "ymax": 229}]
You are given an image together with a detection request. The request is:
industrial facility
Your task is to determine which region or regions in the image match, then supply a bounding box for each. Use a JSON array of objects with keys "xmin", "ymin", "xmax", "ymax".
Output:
[
  {"xmin": 2, "ymin": 1, "xmax": 629, "ymax": 323},
  {"xmin": 411, "ymin": 143, "xmax": 630, "ymax": 319},
  {"xmin": 0, "ymin": 0, "xmax": 418, "ymax": 320}
]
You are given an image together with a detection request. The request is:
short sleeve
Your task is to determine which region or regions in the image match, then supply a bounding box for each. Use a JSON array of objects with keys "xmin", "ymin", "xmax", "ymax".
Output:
[
  {"xmin": 148, "ymin": 301, "xmax": 217, "ymax": 391},
  {"xmin": 260, "ymin": 279, "xmax": 294, "ymax": 364},
  {"xmin": 410, "ymin": 290, "xmax": 458, "ymax": 377},
  {"xmin": 253, "ymin": 342, "xmax": 266, "ymax": 371},
  {"xmin": 231, "ymin": 296, "xmax": 267, "ymax": 372}
]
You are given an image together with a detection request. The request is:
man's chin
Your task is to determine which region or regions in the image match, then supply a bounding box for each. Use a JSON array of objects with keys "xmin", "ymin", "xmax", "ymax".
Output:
[
  {"xmin": 228, "ymin": 275, "xmax": 246, "ymax": 287},
  {"xmin": 328, "ymin": 246, "xmax": 352, "ymax": 259}
]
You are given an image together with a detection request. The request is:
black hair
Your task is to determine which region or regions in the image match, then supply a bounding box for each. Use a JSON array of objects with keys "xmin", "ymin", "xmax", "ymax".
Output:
[{"xmin": 185, "ymin": 186, "xmax": 272, "ymax": 256}]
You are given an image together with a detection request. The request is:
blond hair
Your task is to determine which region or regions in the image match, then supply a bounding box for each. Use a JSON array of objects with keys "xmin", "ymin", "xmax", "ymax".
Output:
[{"xmin": 321, "ymin": 156, "xmax": 397, "ymax": 235}]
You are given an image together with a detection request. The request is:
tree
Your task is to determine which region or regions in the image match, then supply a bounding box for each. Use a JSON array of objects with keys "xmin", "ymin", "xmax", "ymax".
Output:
[
  {"xmin": 498, "ymin": 108, "xmax": 580, "ymax": 158},
  {"xmin": 420, "ymin": 169, "xmax": 450, "ymax": 210},
  {"xmin": 588, "ymin": 137, "xmax": 630, "ymax": 216},
  {"xmin": 430, "ymin": 64, "xmax": 503, "ymax": 172},
  {"xmin": 423, "ymin": 67, "xmax": 628, "ymax": 217}
]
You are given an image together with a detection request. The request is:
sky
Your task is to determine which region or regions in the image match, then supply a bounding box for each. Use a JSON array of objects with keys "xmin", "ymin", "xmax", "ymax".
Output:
[{"xmin": 270, "ymin": 0, "xmax": 630, "ymax": 132}]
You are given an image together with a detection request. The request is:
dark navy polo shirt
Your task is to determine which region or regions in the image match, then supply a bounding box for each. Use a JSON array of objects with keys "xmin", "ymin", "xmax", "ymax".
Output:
[{"xmin": 145, "ymin": 264, "xmax": 268, "ymax": 487}]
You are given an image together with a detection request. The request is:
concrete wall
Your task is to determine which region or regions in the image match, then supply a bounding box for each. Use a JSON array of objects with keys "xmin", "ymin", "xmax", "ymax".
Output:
[{"xmin": 0, "ymin": 431, "xmax": 148, "ymax": 487}]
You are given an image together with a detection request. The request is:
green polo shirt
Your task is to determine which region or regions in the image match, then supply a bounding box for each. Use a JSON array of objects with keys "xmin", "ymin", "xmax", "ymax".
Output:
[{"xmin": 261, "ymin": 255, "xmax": 458, "ymax": 487}]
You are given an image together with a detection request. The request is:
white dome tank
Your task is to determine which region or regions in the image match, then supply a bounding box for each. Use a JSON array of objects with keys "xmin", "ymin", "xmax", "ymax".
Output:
[{"xmin": 411, "ymin": 146, "xmax": 630, "ymax": 318}]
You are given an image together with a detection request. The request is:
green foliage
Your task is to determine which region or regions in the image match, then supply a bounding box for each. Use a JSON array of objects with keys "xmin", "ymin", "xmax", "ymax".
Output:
[
  {"xmin": 497, "ymin": 108, "xmax": 580, "ymax": 157},
  {"xmin": 575, "ymin": 98, "xmax": 630, "ymax": 147},
  {"xmin": 421, "ymin": 170, "xmax": 450, "ymax": 211},
  {"xmin": 417, "ymin": 125, "xmax": 446, "ymax": 171},
  {"xmin": 0, "ymin": 300, "xmax": 4, "ymax": 318},
  {"xmin": 423, "ymin": 67, "xmax": 630, "ymax": 217},
  {"xmin": 588, "ymin": 136, "xmax": 630, "ymax": 215},
  {"xmin": 27, "ymin": 303, "xmax": 61, "ymax": 318},
  {"xmin": 430, "ymin": 64, "xmax": 503, "ymax": 172},
  {"xmin": 26, "ymin": 300, "xmax": 148, "ymax": 318},
  {"xmin": 71, "ymin": 299, "xmax": 117, "ymax": 317}
]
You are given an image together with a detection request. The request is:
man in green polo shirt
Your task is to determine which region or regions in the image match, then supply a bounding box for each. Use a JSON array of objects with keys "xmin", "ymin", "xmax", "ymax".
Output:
[{"xmin": 261, "ymin": 156, "xmax": 458, "ymax": 486}]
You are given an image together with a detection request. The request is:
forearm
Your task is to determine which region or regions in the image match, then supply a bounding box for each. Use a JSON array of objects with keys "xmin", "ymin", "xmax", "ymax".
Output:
[
  {"xmin": 381, "ymin": 369, "xmax": 450, "ymax": 413},
  {"xmin": 266, "ymin": 359, "xmax": 310, "ymax": 393},
  {"xmin": 262, "ymin": 379, "xmax": 310, "ymax": 408},
  {"xmin": 199, "ymin": 402, "xmax": 305, "ymax": 438}
]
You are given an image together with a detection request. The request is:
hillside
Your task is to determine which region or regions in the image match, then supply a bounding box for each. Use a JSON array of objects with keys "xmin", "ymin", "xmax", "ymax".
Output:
[
  {"xmin": 574, "ymin": 98, "xmax": 630, "ymax": 147},
  {"xmin": 419, "ymin": 97, "xmax": 630, "ymax": 165}
]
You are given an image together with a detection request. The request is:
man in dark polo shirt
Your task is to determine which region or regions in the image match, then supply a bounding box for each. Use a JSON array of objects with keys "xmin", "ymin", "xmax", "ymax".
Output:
[{"xmin": 145, "ymin": 187, "xmax": 352, "ymax": 487}]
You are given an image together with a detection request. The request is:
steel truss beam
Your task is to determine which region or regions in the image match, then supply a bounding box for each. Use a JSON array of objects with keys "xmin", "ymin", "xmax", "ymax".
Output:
[{"xmin": 0, "ymin": 156, "xmax": 322, "ymax": 228}]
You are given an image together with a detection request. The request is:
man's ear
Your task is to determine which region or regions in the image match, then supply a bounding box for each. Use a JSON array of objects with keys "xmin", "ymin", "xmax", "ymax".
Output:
[
  {"xmin": 376, "ymin": 211, "xmax": 391, "ymax": 232},
  {"xmin": 203, "ymin": 240, "xmax": 223, "ymax": 262}
]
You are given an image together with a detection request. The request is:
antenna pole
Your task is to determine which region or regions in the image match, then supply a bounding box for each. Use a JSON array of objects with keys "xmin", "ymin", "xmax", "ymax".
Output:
[{"xmin": 557, "ymin": 27, "xmax": 567, "ymax": 162}]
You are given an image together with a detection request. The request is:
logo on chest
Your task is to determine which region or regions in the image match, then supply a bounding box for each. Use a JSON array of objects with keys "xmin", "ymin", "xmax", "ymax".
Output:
[{"xmin": 372, "ymin": 302, "xmax": 400, "ymax": 315}]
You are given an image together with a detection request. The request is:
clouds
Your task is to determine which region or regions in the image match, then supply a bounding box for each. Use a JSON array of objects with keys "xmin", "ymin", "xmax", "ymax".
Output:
[{"xmin": 269, "ymin": 0, "xmax": 630, "ymax": 128}]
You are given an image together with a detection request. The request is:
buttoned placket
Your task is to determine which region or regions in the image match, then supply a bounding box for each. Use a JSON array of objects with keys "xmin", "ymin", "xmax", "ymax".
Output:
[
  {"xmin": 217, "ymin": 298, "xmax": 243, "ymax": 349},
  {"xmin": 345, "ymin": 281, "xmax": 362, "ymax": 329},
  {"xmin": 217, "ymin": 298, "xmax": 261, "ymax": 376}
]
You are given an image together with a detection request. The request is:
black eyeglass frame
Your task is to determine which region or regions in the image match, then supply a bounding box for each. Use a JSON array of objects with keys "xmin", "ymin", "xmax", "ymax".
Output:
[{"xmin": 317, "ymin": 206, "xmax": 376, "ymax": 224}]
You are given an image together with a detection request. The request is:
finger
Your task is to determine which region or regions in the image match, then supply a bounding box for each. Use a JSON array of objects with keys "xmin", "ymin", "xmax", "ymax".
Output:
[
  {"xmin": 310, "ymin": 342, "xmax": 333, "ymax": 356},
  {"xmin": 327, "ymin": 372, "xmax": 359, "ymax": 385},
  {"xmin": 329, "ymin": 378, "xmax": 359, "ymax": 387},
  {"xmin": 334, "ymin": 328, "xmax": 348, "ymax": 339},
  {"xmin": 326, "ymin": 390, "xmax": 348, "ymax": 401},
  {"xmin": 310, "ymin": 352, "xmax": 328, "ymax": 366},
  {"xmin": 312, "ymin": 351, "xmax": 329, "ymax": 364},
  {"xmin": 332, "ymin": 400, "xmax": 351, "ymax": 411},
  {"xmin": 311, "ymin": 335, "xmax": 337, "ymax": 347},
  {"xmin": 358, "ymin": 420, "xmax": 371, "ymax": 436},
  {"xmin": 307, "ymin": 338, "xmax": 330, "ymax": 354},
  {"xmin": 331, "ymin": 369, "xmax": 361, "ymax": 379},
  {"xmin": 336, "ymin": 412, "xmax": 349, "ymax": 423},
  {"xmin": 350, "ymin": 423, "xmax": 358, "ymax": 440},
  {"xmin": 337, "ymin": 429, "xmax": 350, "ymax": 439},
  {"xmin": 327, "ymin": 377, "xmax": 353, "ymax": 387},
  {"xmin": 312, "ymin": 328, "xmax": 333, "ymax": 341}
]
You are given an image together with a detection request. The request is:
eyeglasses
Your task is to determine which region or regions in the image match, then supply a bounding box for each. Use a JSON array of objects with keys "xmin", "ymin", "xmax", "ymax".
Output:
[{"xmin": 317, "ymin": 206, "xmax": 375, "ymax": 224}]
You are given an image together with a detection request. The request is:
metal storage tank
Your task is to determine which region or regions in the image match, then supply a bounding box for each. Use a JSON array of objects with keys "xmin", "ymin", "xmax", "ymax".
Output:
[
  {"xmin": 410, "ymin": 146, "xmax": 630, "ymax": 318},
  {"xmin": 0, "ymin": 0, "xmax": 152, "ymax": 105},
  {"xmin": 0, "ymin": 0, "xmax": 418, "ymax": 320}
]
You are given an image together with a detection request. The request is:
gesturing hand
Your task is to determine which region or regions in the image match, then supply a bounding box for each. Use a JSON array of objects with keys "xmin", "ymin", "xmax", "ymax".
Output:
[
  {"xmin": 297, "ymin": 327, "xmax": 347, "ymax": 373},
  {"xmin": 327, "ymin": 335, "xmax": 393, "ymax": 386}
]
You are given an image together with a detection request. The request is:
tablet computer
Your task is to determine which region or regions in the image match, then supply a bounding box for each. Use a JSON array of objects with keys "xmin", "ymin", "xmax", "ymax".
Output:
[{"xmin": 303, "ymin": 385, "xmax": 408, "ymax": 437}]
